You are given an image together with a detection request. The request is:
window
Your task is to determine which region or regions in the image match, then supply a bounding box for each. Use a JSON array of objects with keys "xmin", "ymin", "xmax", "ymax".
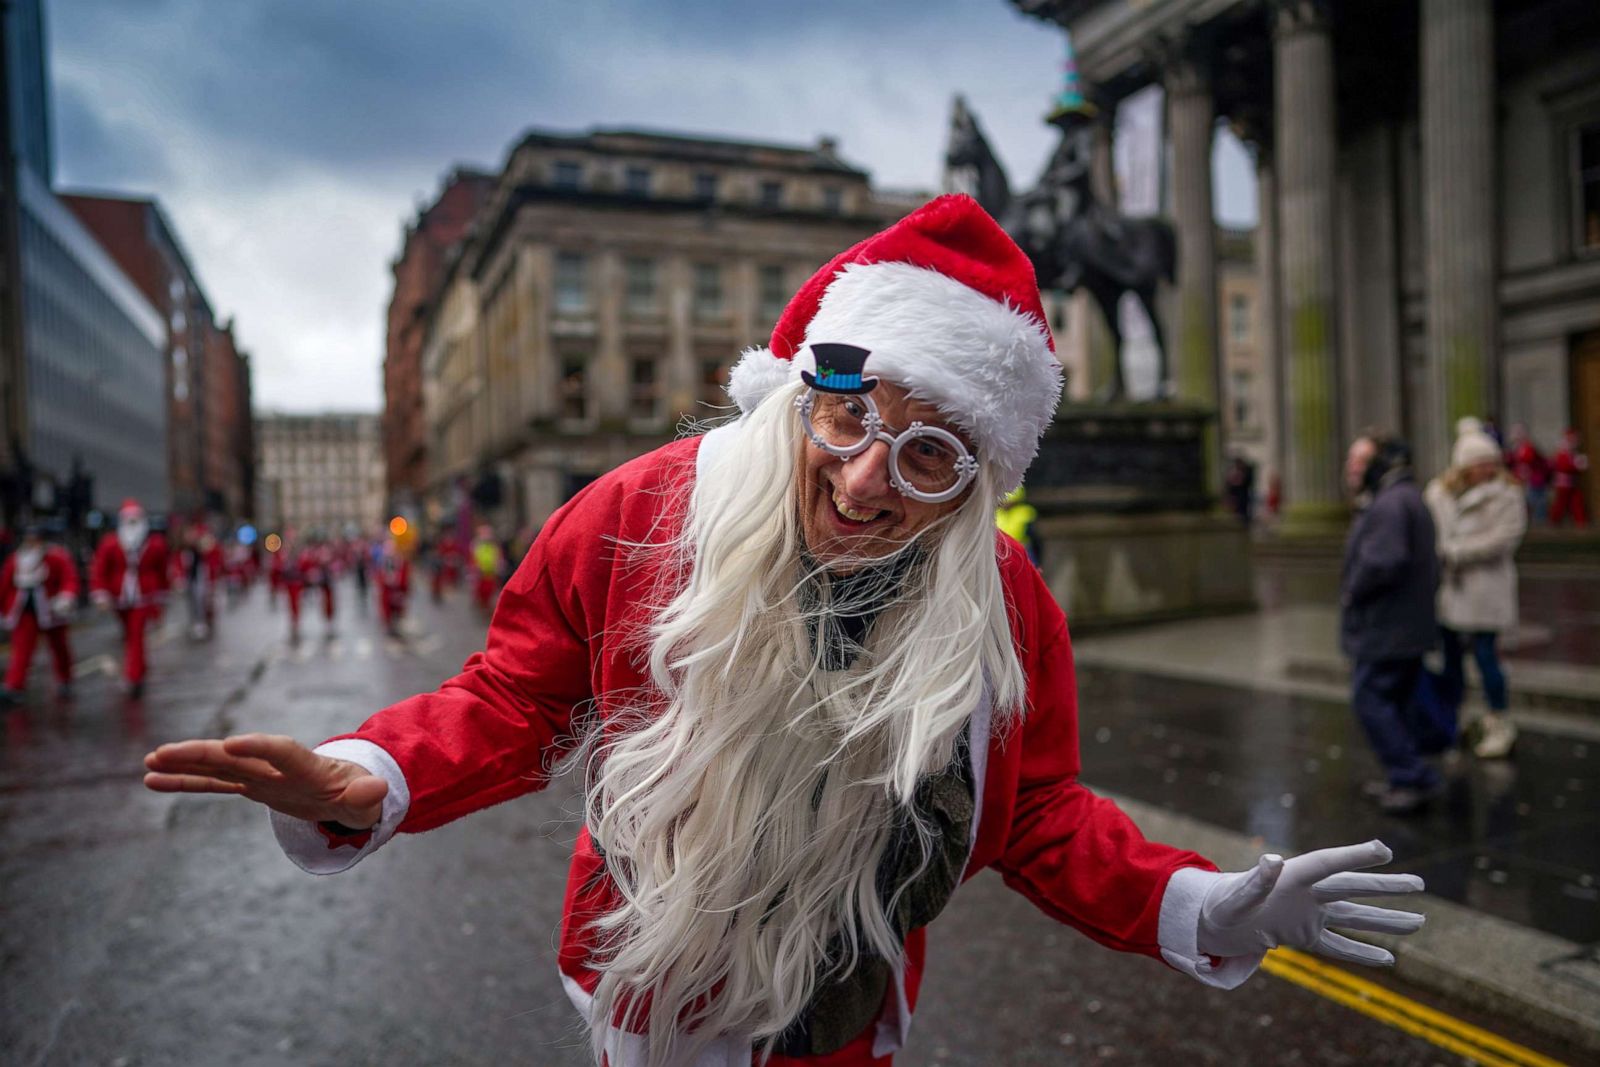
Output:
[
  {"xmin": 759, "ymin": 180, "xmax": 784, "ymax": 210},
  {"xmin": 1228, "ymin": 293, "xmax": 1251, "ymax": 344},
  {"xmin": 555, "ymin": 252, "xmax": 588, "ymax": 313},
  {"xmin": 693, "ymin": 263, "xmax": 724, "ymax": 318},
  {"xmin": 694, "ymin": 172, "xmax": 718, "ymax": 201},
  {"xmin": 1230, "ymin": 369, "xmax": 1255, "ymax": 431},
  {"xmin": 625, "ymin": 257, "xmax": 658, "ymax": 314},
  {"xmin": 699, "ymin": 358, "xmax": 728, "ymax": 407},
  {"xmin": 561, "ymin": 357, "xmax": 588, "ymax": 422},
  {"xmin": 1579, "ymin": 122, "xmax": 1600, "ymax": 253},
  {"xmin": 821, "ymin": 186, "xmax": 844, "ymax": 214},
  {"xmin": 758, "ymin": 265, "xmax": 787, "ymax": 322},
  {"xmin": 624, "ymin": 166, "xmax": 652, "ymax": 197},
  {"xmin": 630, "ymin": 356, "xmax": 659, "ymax": 421},
  {"xmin": 553, "ymin": 160, "xmax": 583, "ymax": 191}
]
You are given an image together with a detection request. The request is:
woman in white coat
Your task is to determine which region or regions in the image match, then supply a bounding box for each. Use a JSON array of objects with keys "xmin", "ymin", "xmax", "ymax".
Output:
[{"xmin": 1424, "ymin": 430, "xmax": 1527, "ymax": 758}]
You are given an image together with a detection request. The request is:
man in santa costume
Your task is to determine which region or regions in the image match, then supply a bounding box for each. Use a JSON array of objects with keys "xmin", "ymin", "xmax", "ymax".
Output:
[
  {"xmin": 176, "ymin": 522, "xmax": 224, "ymax": 639},
  {"xmin": 144, "ymin": 197, "xmax": 1424, "ymax": 1066},
  {"xmin": 91, "ymin": 500, "xmax": 170, "ymax": 699},
  {"xmin": 1, "ymin": 523, "xmax": 81, "ymax": 703},
  {"xmin": 295, "ymin": 530, "xmax": 337, "ymax": 634},
  {"xmin": 1548, "ymin": 428, "xmax": 1590, "ymax": 527},
  {"xmin": 375, "ymin": 532, "xmax": 410, "ymax": 637}
]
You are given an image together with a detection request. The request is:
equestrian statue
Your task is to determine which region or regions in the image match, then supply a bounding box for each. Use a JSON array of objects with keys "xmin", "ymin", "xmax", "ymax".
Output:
[{"xmin": 945, "ymin": 59, "xmax": 1176, "ymax": 401}]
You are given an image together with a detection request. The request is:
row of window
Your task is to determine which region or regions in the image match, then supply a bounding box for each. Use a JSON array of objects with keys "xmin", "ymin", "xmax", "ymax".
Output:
[
  {"xmin": 555, "ymin": 254, "xmax": 790, "ymax": 321},
  {"xmin": 558, "ymin": 354, "xmax": 729, "ymax": 424},
  {"xmin": 548, "ymin": 160, "xmax": 845, "ymax": 215}
]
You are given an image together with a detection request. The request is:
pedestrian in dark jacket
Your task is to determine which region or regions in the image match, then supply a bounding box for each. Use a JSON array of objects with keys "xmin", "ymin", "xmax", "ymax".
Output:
[{"xmin": 1340, "ymin": 434, "xmax": 1441, "ymax": 814}]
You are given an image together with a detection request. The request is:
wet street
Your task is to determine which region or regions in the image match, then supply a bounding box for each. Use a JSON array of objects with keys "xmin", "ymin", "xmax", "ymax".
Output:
[{"xmin": 1, "ymin": 579, "xmax": 1590, "ymax": 1066}]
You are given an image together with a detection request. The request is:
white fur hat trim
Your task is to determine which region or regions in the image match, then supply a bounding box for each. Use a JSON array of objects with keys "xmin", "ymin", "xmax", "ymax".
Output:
[{"xmin": 727, "ymin": 261, "xmax": 1060, "ymax": 493}]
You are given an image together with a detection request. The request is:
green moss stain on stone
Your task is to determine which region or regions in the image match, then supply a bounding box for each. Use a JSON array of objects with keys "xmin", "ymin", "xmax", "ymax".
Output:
[
  {"xmin": 1443, "ymin": 333, "xmax": 1488, "ymax": 430},
  {"xmin": 1178, "ymin": 291, "xmax": 1216, "ymax": 405},
  {"xmin": 1287, "ymin": 298, "xmax": 1335, "ymax": 483}
]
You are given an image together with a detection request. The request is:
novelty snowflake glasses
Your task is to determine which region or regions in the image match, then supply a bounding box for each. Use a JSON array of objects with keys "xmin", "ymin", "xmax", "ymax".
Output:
[{"xmin": 795, "ymin": 389, "xmax": 979, "ymax": 504}]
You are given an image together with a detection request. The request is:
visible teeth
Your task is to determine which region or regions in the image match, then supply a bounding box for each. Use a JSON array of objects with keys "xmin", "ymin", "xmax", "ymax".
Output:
[{"xmin": 833, "ymin": 488, "xmax": 883, "ymax": 522}]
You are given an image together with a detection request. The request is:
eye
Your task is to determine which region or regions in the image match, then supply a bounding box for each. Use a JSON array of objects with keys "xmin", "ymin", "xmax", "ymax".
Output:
[{"xmin": 842, "ymin": 399, "xmax": 866, "ymax": 419}]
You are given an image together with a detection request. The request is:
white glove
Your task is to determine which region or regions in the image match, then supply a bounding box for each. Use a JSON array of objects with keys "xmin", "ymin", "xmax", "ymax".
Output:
[
  {"xmin": 51, "ymin": 593, "xmax": 76, "ymax": 617},
  {"xmin": 1198, "ymin": 839, "xmax": 1424, "ymax": 966}
]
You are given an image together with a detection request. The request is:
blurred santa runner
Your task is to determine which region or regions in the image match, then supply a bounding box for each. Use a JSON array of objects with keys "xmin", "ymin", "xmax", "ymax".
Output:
[
  {"xmin": 90, "ymin": 500, "xmax": 171, "ymax": 698},
  {"xmin": 0, "ymin": 523, "xmax": 81, "ymax": 703}
]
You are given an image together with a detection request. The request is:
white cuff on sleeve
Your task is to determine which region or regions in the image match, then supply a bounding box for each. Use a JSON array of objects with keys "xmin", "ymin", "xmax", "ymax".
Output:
[
  {"xmin": 1157, "ymin": 866, "xmax": 1264, "ymax": 990},
  {"xmin": 268, "ymin": 739, "xmax": 411, "ymax": 875}
]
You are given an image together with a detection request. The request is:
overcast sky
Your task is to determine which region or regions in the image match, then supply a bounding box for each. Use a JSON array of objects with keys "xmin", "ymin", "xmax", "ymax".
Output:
[{"xmin": 47, "ymin": 0, "xmax": 1256, "ymax": 413}]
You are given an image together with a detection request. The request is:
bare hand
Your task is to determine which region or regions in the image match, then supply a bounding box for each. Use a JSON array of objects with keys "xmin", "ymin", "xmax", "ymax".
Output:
[{"xmin": 143, "ymin": 733, "xmax": 387, "ymax": 829}]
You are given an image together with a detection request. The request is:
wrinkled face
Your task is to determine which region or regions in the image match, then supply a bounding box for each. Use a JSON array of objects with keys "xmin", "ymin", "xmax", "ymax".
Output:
[
  {"xmin": 1345, "ymin": 438, "xmax": 1377, "ymax": 496},
  {"xmin": 797, "ymin": 380, "xmax": 972, "ymax": 572}
]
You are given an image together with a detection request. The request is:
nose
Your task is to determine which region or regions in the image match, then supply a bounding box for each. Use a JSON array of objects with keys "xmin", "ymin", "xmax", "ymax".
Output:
[{"xmin": 840, "ymin": 440, "xmax": 894, "ymax": 501}]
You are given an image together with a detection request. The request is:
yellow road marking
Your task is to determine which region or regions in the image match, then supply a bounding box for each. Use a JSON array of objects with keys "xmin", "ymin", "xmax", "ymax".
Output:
[{"xmin": 1263, "ymin": 947, "xmax": 1569, "ymax": 1067}]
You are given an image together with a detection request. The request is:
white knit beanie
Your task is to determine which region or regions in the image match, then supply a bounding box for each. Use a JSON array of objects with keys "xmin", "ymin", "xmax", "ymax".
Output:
[{"xmin": 1452, "ymin": 431, "xmax": 1501, "ymax": 469}]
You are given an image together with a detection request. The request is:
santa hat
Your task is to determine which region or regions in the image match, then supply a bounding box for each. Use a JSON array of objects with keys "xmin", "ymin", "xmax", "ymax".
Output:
[
  {"xmin": 118, "ymin": 499, "xmax": 145, "ymax": 521},
  {"xmin": 727, "ymin": 194, "xmax": 1060, "ymax": 493}
]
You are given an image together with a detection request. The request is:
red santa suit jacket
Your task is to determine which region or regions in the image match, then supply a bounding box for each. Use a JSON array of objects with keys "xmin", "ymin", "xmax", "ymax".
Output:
[
  {"xmin": 2, "ymin": 546, "xmax": 80, "ymax": 629},
  {"xmin": 270, "ymin": 427, "xmax": 1251, "ymax": 1061},
  {"xmin": 90, "ymin": 532, "xmax": 170, "ymax": 609}
]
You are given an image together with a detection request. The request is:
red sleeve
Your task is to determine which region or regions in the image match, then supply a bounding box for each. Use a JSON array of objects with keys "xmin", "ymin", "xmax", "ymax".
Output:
[
  {"xmin": 993, "ymin": 554, "xmax": 1215, "ymax": 959},
  {"xmin": 335, "ymin": 473, "xmax": 630, "ymax": 834}
]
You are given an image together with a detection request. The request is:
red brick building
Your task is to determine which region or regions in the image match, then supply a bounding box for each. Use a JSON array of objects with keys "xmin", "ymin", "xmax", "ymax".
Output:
[
  {"xmin": 383, "ymin": 168, "xmax": 494, "ymax": 513},
  {"xmin": 61, "ymin": 193, "xmax": 254, "ymax": 522}
]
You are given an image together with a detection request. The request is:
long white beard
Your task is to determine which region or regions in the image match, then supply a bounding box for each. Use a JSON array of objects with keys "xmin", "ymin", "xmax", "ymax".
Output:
[
  {"xmin": 118, "ymin": 520, "xmax": 148, "ymax": 554},
  {"xmin": 14, "ymin": 547, "xmax": 45, "ymax": 588},
  {"xmin": 580, "ymin": 386, "xmax": 1025, "ymax": 1066}
]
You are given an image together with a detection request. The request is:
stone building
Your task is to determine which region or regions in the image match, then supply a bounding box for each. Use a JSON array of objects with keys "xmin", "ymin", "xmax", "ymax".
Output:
[
  {"xmin": 63, "ymin": 193, "xmax": 255, "ymax": 523},
  {"xmin": 1017, "ymin": 0, "xmax": 1600, "ymax": 523},
  {"xmin": 255, "ymin": 413, "xmax": 384, "ymax": 536},
  {"xmin": 0, "ymin": 0, "xmax": 169, "ymax": 523},
  {"xmin": 383, "ymin": 168, "xmax": 494, "ymax": 516},
  {"xmin": 413, "ymin": 127, "xmax": 919, "ymax": 533}
]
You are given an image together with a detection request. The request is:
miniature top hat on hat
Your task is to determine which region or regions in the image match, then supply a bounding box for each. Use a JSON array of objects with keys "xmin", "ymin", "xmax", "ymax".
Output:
[
  {"xmin": 800, "ymin": 343, "xmax": 879, "ymax": 394},
  {"xmin": 725, "ymin": 193, "xmax": 1060, "ymax": 493}
]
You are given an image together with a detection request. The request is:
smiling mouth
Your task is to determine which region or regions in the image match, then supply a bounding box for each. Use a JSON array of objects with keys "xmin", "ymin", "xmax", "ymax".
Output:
[{"xmin": 831, "ymin": 486, "xmax": 887, "ymax": 525}]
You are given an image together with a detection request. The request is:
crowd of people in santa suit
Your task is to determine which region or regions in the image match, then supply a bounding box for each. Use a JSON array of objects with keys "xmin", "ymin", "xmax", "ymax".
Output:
[
  {"xmin": 0, "ymin": 500, "xmax": 272, "ymax": 704},
  {"xmin": 1, "ymin": 501, "xmax": 464, "ymax": 699},
  {"xmin": 1502, "ymin": 423, "xmax": 1590, "ymax": 527}
]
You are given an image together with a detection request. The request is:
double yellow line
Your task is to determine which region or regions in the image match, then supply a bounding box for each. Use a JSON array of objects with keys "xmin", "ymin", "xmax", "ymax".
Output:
[{"xmin": 1263, "ymin": 947, "xmax": 1569, "ymax": 1066}]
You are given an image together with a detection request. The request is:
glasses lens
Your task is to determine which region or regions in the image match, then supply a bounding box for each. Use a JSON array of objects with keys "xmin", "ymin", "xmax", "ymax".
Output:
[
  {"xmin": 896, "ymin": 432, "xmax": 965, "ymax": 496},
  {"xmin": 809, "ymin": 394, "xmax": 872, "ymax": 450}
]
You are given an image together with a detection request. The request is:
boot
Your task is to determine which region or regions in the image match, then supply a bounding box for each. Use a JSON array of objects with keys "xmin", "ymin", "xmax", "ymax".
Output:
[{"xmin": 1473, "ymin": 713, "xmax": 1518, "ymax": 760}]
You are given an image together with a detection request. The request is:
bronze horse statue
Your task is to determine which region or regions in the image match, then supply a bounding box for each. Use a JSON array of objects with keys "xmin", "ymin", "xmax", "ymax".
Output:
[{"xmin": 946, "ymin": 96, "xmax": 1175, "ymax": 400}]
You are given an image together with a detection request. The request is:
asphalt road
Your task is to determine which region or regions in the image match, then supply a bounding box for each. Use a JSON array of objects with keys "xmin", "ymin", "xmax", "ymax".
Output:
[{"xmin": 0, "ymin": 580, "xmax": 1578, "ymax": 1065}]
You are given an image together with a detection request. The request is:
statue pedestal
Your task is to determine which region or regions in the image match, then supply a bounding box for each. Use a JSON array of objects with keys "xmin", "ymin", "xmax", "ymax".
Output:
[{"xmin": 1025, "ymin": 404, "xmax": 1255, "ymax": 631}]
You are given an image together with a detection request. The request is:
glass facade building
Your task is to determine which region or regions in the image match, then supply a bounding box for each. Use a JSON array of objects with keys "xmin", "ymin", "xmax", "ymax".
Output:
[{"xmin": 18, "ymin": 167, "xmax": 168, "ymax": 511}]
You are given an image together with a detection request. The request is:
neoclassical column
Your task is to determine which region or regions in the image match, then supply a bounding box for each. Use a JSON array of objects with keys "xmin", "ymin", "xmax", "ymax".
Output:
[
  {"xmin": 1255, "ymin": 147, "xmax": 1284, "ymax": 496},
  {"xmin": 1421, "ymin": 0, "xmax": 1497, "ymax": 472},
  {"xmin": 594, "ymin": 247, "xmax": 628, "ymax": 423},
  {"xmin": 1274, "ymin": 0, "xmax": 1344, "ymax": 523},
  {"xmin": 1165, "ymin": 53, "xmax": 1219, "ymax": 407}
]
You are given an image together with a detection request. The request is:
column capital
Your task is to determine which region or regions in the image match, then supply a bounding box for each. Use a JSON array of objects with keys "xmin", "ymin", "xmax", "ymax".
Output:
[
  {"xmin": 1272, "ymin": 0, "xmax": 1331, "ymax": 39},
  {"xmin": 1150, "ymin": 33, "xmax": 1214, "ymax": 97}
]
